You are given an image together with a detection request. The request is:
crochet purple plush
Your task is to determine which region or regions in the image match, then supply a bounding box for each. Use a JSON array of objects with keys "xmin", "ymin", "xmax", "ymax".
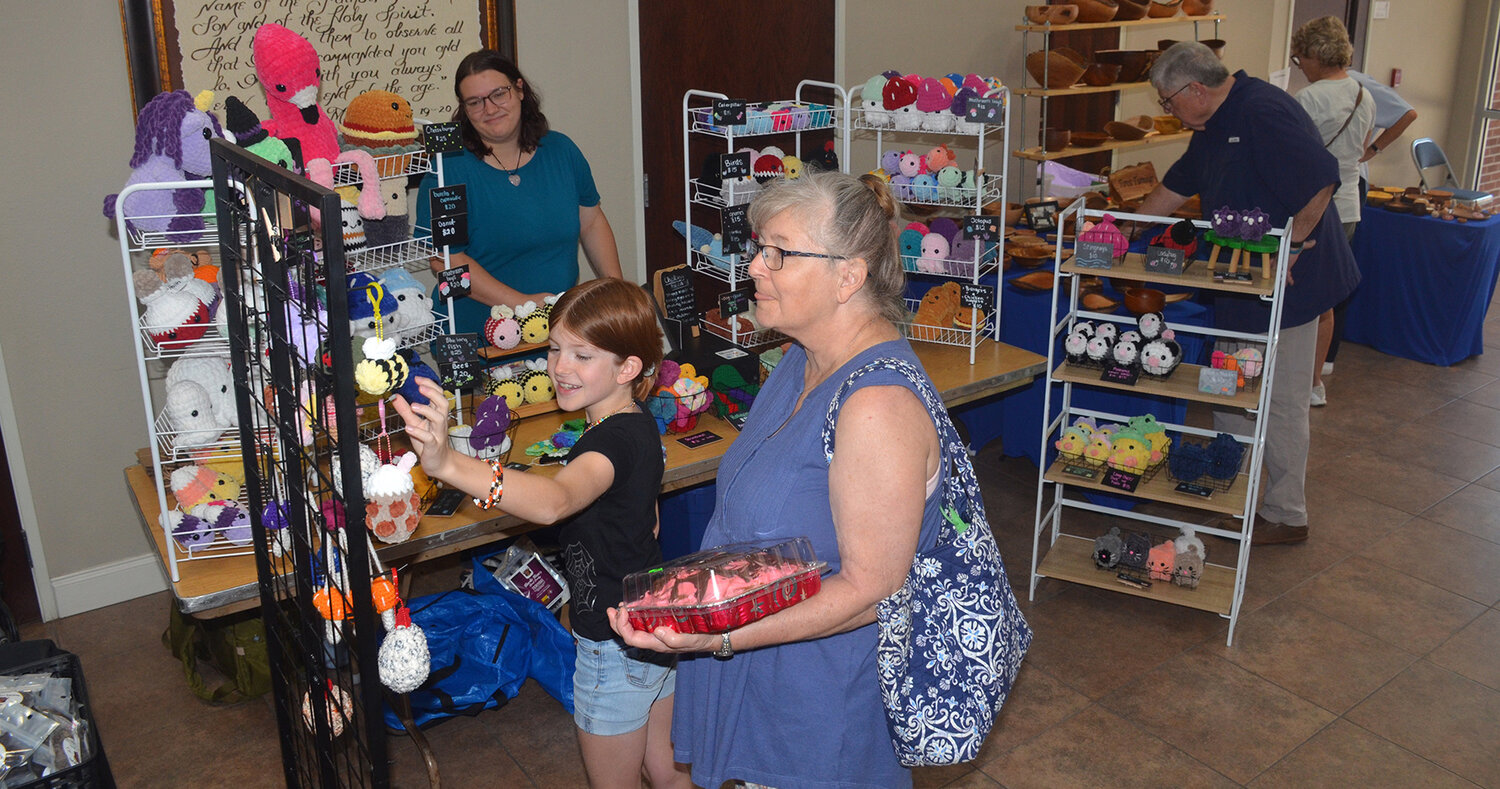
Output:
[
  {"xmin": 469, "ymin": 394, "xmax": 514, "ymax": 451},
  {"xmin": 103, "ymin": 90, "xmax": 223, "ymax": 239}
]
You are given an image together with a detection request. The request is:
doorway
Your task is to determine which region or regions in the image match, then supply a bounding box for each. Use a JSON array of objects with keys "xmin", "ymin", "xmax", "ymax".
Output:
[
  {"xmin": 1286, "ymin": 0, "xmax": 1371, "ymax": 94},
  {"xmin": 636, "ymin": 0, "xmax": 836, "ymax": 283},
  {"xmin": 0, "ymin": 424, "xmax": 43, "ymax": 633}
]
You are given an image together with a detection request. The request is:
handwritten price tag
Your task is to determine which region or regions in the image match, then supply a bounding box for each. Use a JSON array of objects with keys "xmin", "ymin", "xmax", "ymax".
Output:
[
  {"xmin": 429, "ymin": 185, "xmax": 467, "ymax": 218},
  {"xmin": 422, "ymin": 122, "xmax": 462, "ymax": 155},
  {"xmin": 1101, "ymin": 467, "xmax": 1142, "ymax": 493},
  {"xmin": 712, "ymin": 99, "xmax": 748, "ymax": 126}
]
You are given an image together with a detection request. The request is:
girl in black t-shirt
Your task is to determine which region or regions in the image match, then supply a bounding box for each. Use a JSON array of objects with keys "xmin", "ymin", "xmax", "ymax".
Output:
[{"xmin": 395, "ymin": 278, "xmax": 688, "ymax": 789}]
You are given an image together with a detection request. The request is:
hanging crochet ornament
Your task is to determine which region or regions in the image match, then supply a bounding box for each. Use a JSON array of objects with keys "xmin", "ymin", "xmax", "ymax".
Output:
[
  {"xmin": 302, "ymin": 679, "xmax": 354, "ymax": 737},
  {"xmin": 369, "ymin": 559, "xmax": 430, "ymax": 694},
  {"xmin": 365, "ymin": 403, "xmax": 422, "ymax": 544},
  {"xmin": 354, "ymin": 335, "xmax": 408, "ymax": 397}
]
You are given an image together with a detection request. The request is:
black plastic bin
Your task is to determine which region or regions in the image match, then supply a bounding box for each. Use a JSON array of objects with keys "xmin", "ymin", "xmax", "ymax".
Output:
[{"xmin": 0, "ymin": 640, "xmax": 114, "ymax": 788}]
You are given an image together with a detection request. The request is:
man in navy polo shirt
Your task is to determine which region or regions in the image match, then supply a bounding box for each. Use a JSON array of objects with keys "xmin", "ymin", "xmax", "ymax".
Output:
[{"xmin": 1137, "ymin": 41, "xmax": 1361, "ymax": 546}]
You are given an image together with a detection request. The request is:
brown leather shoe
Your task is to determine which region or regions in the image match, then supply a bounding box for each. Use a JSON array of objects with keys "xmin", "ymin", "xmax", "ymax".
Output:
[{"xmin": 1251, "ymin": 518, "xmax": 1308, "ymax": 546}]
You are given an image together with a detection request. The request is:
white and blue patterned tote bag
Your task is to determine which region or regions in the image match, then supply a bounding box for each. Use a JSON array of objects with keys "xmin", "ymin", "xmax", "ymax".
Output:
[{"xmin": 823, "ymin": 357, "xmax": 1033, "ymax": 766}]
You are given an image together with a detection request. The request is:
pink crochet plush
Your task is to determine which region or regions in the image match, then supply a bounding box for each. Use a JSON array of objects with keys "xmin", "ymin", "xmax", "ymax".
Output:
[{"xmin": 253, "ymin": 24, "xmax": 385, "ymax": 220}]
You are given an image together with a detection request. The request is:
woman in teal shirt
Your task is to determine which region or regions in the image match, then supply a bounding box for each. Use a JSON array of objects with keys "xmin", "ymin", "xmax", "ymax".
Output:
[{"xmin": 419, "ymin": 50, "xmax": 622, "ymax": 335}]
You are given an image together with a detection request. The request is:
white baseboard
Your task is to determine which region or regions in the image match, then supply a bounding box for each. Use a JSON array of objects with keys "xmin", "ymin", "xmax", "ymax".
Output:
[{"xmin": 50, "ymin": 553, "xmax": 168, "ymax": 619}]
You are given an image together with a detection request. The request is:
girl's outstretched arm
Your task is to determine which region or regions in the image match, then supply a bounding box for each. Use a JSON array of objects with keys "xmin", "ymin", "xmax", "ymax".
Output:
[{"xmin": 392, "ymin": 376, "xmax": 616, "ymax": 524}]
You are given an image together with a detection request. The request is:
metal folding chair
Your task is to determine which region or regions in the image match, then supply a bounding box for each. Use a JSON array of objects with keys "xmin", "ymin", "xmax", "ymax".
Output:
[{"xmin": 1411, "ymin": 137, "xmax": 1490, "ymax": 202}]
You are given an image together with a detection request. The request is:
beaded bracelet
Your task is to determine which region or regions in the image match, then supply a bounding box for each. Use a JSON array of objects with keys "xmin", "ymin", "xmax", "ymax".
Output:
[{"xmin": 474, "ymin": 459, "xmax": 505, "ymax": 510}]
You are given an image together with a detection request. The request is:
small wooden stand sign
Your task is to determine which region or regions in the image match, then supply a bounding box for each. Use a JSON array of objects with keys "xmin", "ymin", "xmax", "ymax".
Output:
[
  {"xmin": 1144, "ymin": 244, "xmax": 1187, "ymax": 274},
  {"xmin": 1073, "ymin": 240, "xmax": 1116, "ymax": 270}
]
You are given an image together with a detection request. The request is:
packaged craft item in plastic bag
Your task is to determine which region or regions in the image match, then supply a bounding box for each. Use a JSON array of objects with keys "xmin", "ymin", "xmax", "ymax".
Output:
[{"xmin": 621, "ymin": 537, "xmax": 827, "ymax": 634}]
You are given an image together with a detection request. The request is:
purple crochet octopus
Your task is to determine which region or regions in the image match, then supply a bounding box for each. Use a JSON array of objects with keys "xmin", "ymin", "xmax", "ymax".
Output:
[{"xmin": 103, "ymin": 90, "xmax": 223, "ymax": 239}]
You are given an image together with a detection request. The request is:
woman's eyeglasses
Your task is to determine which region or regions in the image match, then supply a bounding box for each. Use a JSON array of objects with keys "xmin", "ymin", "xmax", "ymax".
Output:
[
  {"xmin": 462, "ymin": 85, "xmax": 514, "ymax": 112},
  {"xmin": 1290, "ymin": 55, "xmax": 1302, "ymax": 67},
  {"xmin": 745, "ymin": 238, "xmax": 845, "ymax": 270}
]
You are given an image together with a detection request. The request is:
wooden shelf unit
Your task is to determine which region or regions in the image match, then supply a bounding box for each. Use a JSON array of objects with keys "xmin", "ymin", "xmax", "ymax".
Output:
[
  {"xmin": 1015, "ymin": 13, "xmax": 1226, "ymax": 33},
  {"xmin": 1036, "ymin": 535, "xmax": 1234, "ymax": 614},
  {"xmin": 1015, "ymin": 129, "xmax": 1192, "ymax": 162}
]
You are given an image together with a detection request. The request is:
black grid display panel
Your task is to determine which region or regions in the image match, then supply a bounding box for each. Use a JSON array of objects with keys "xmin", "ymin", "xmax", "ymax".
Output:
[{"xmin": 213, "ymin": 139, "xmax": 388, "ymax": 788}]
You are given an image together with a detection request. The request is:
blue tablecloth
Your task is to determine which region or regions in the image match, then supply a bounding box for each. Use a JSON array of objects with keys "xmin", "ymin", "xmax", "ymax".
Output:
[{"xmin": 1345, "ymin": 209, "xmax": 1500, "ymax": 366}]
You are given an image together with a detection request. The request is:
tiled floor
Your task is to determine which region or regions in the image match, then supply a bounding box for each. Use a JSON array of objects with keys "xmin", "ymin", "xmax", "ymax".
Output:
[{"xmin": 28, "ymin": 339, "xmax": 1500, "ymax": 787}]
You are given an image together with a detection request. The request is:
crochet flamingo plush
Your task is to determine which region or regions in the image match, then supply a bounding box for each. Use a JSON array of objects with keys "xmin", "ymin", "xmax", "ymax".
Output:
[{"xmin": 251, "ymin": 23, "xmax": 384, "ymax": 221}]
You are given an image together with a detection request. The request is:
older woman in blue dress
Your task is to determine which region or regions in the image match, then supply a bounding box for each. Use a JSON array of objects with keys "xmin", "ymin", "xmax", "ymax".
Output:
[{"xmin": 609, "ymin": 172, "xmax": 947, "ymax": 788}]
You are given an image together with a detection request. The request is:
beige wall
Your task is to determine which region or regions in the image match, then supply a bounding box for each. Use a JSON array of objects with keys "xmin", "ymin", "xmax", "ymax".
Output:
[
  {"xmin": 0, "ymin": 2, "xmax": 144, "ymax": 615},
  {"xmin": 0, "ymin": 0, "xmax": 1489, "ymax": 617}
]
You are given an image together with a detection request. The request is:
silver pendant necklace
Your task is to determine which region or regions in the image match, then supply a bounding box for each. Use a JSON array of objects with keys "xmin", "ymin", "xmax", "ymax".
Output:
[{"xmin": 492, "ymin": 149, "xmax": 521, "ymax": 186}]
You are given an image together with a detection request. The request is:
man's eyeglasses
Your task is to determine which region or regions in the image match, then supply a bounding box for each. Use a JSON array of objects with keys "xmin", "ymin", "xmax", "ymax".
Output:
[
  {"xmin": 462, "ymin": 85, "xmax": 514, "ymax": 112},
  {"xmin": 745, "ymin": 238, "xmax": 845, "ymax": 270},
  {"xmin": 1158, "ymin": 82, "xmax": 1192, "ymax": 112}
]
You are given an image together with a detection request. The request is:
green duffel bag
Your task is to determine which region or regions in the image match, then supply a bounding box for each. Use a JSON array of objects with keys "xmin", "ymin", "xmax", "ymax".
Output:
[{"xmin": 163, "ymin": 603, "xmax": 272, "ymax": 704}]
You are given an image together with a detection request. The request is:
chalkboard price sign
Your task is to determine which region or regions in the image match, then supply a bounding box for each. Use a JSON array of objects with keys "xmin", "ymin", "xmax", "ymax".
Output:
[
  {"xmin": 659, "ymin": 268, "xmax": 697, "ymax": 322},
  {"xmin": 963, "ymin": 215, "xmax": 1001, "ymax": 241},
  {"xmin": 433, "ymin": 213, "xmax": 469, "ymax": 247},
  {"xmin": 712, "ymin": 99, "xmax": 748, "ymax": 126},
  {"xmin": 965, "ymin": 97, "xmax": 1005, "ymax": 123},
  {"xmin": 1144, "ymin": 245, "xmax": 1187, "ymax": 274},
  {"xmin": 423, "ymin": 122, "xmax": 462, "ymax": 156},
  {"xmin": 722, "ymin": 203, "xmax": 751, "ymax": 253},
  {"xmin": 1101, "ymin": 364, "xmax": 1140, "ymax": 386},
  {"xmin": 719, "ymin": 151, "xmax": 752, "ymax": 180},
  {"xmin": 438, "ymin": 266, "xmax": 472, "ymax": 299},
  {"xmin": 719, "ymin": 285, "xmax": 754, "ymax": 317},
  {"xmin": 1062, "ymin": 463, "xmax": 1100, "ymax": 480},
  {"xmin": 440, "ymin": 358, "xmax": 481, "ymax": 391},
  {"xmin": 1101, "ymin": 467, "xmax": 1142, "ymax": 493},
  {"xmin": 1175, "ymin": 481, "xmax": 1215, "ymax": 498},
  {"xmin": 960, "ymin": 283, "xmax": 994, "ymax": 310},
  {"xmin": 1072, "ymin": 240, "xmax": 1116, "ymax": 269},
  {"xmin": 431, "ymin": 333, "xmax": 482, "ymax": 364},
  {"xmin": 429, "ymin": 185, "xmax": 468, "ymax": 219}
]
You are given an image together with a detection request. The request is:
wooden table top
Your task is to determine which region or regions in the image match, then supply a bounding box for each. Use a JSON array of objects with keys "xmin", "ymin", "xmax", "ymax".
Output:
[{"xmin": 130, "ymin": 340, "xmax": 1045, "ymax": 617}]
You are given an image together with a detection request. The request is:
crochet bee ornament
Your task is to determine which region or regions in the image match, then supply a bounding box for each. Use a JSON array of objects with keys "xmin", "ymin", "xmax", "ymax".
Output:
[
  {"xmin": 520, "ymin": 358, "xmax": 554, "ymax": 404},
  {"xmin": 515, "ymin": 300, "xmax": 550, "ymax": 345},
  {"xmin": 355, "ymin": 336, "xmax": 409, "ymax": 397},
  {"xmin": 488, "ymin": 364, "xmax": 526, "ymax": 406}
]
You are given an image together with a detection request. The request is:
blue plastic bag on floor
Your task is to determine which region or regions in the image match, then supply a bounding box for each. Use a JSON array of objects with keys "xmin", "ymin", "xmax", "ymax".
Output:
[{"xmin": 383, "ymin": 554, "xmax": 575, "ymax": 730}]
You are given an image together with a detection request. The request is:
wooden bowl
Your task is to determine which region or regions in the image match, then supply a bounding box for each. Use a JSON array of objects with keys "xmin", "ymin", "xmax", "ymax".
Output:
[
  {"xmin": 1094, "ymin": 49, "xmax": 1157, "ymax": 83},
  {"xmin": 1073, "ymin": 0, "xmax": 1119, "ymax": 23},
  {"xmin": 1115, "ymin": 0, "xmax": 1151, "ymax": 19},
  {"xmin": 1082, "ymin": 62, "xmax": 1122, "ymax": 86},
  {"xmin": 1009, "ymin": 234, "xmax": 1050, "ymax": 247},
  {"xmin": 1183, "ymin": 0, "xmax": 1213, "ymax": 15},
  {"xmin": 1070, "ymin": 130, "xmax": 1111, "ymax": 147},
  {"xmin": 1153, "ymin": 114, "xmax": 1184, "ymax": 134},
  {"xmin": 1012, "ymin": 271, "xmax": 1056, "ymax": 291},
  {"xmin": 1082, "ymin": 293, "xmax": 1121, "ymax": 311},
  {"xmin": 1010, "ymin": 245, "xmax": 1058, "ymax": 268},
  {"xmin": 1366, "ymin": 191, "xmax": 1394, "ymax": 207},
  {"xmin": 1157, "ymin": 39, "xmax": 1179, "ymax": 52},
  {"xmin": 1104, "ymin": 121, "xmax": 1148, "ymax": 141},
  {"xmin": 1124, "ymin": 287, "xmax": 1166, "ymax": 315},
  {"xmin": 1426, "ymin": 189, "xmax": 1454, "ymax": 207},
  {"xmin": 1044, "ymin": 128, "xmax": 1072, "ymax": 151},
  {"xmin": 1201, "ymin": 38, "xmax": 1226, "ymax": 58},
  {"xmin": 1026, "ymin": 48, "xmax": 1088, "ymax": 89},
  {"xmin": 1148, "ymin": 0, "xmax": 1182, "ymax": 16},
  {"xmin": 1025, "ymin": 4, "xmax": 1080, "ymax": 24}
]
